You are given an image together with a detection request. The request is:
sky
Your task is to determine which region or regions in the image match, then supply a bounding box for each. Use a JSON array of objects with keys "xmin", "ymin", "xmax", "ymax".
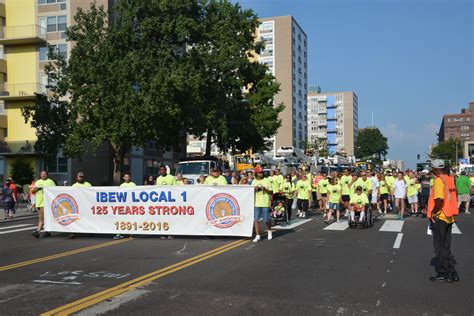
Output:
[{"xmin": 236, "ymin": 0, "xmax": 474, "ymax": 169}]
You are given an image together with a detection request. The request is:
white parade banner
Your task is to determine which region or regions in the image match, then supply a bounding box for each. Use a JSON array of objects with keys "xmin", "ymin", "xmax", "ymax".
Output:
[{"xmin": 44, "ymin": 186, "xmax": 254, "ymax": 237}]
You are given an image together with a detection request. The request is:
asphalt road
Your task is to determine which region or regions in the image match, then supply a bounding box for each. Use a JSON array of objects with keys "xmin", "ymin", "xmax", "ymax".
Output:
[{"xmin": 0, "ymin": 210, "xmax": 472, "ymax": 316}]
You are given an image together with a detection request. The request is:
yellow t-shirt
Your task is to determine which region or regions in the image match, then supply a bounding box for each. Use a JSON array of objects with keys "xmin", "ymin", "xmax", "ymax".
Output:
[
  {"xmin": 35, "ymin": 178, "xmax": 56, "ymax": 208},
  {"xmin": 296, "ymin": 179, "xmax": 311, "ymax": 200},
  {"xmin": 470, "ymin": 177, "xmax": 474, "ymax": 186},
  {"xmin": 350, "ymin": 192, "xmax": 369, "ymax": 207},
  {"xmin": 72, "ymin": 181, "xmax": 92, "ymax": 188},
  {"xmin": 281, "ymin": 181, "xmax": 295, "ymax": 198},
  {"xmin": 204, "ymin": 175, "xmax": 228, "ymax": 185},
  {"xmin": 327, "ymin": 184, "xmax": 342, "ymax": 204},
  {"xmin": 272, "ymin": 174, "xmax": 284, "ymax": 193},
  {"xmin": 407, "ymin": 179, "xmax": 417, "ymax": 197},
  {"xmin": 156, "ymin": 174, "xmax": 177, "ymax": 185},
  {"xmin": 433, "ymin": 177, "xmax": 454, "ymax": 224},
  {"xmin": 318, "ymin": 179, "xmax": 329, "ymax": 194},
  {"xmin": 252, "ymin": 178, "xmax": 272, "ymax": 207},
  {"xmin": 352, "ymin": 178, "xmax": 371, "ymax": 195},
  {"xmin": 379, "ymin": 180, "xmax": 389, "ymax": 195},
  {"xmin": 340, "ymin": 175, "xmax": 352, "ymax": 195},
  {"xmin": 385, "ymin": 176, "xmax": 395, "ymax": 191},
  {"xmin": 404, "ymin": 175, "xmax": 410, "ymax": 184}
]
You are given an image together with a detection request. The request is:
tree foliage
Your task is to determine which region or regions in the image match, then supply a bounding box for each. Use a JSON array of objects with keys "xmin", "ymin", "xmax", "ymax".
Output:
[
  {"xmin": 315, "ymin": 138, "xmax": 328, "ymax": 158},
  {"xmin": 430, "ymin": 138, "xmax": 462, "ymax": 163},
  {"xmin": 10, "ymin": 158, "xmax": 35, "ymax": 187},
  {"xmin": 355, "ymin": 127, "xmax": 389, "ymax": 160},
  {"xmin": 21, "ymin": 0, "xmax": 282, "ymax": 184},
  {"xmin": 186, "ymin": 0, "xmax": 283, "ymax": 154}
]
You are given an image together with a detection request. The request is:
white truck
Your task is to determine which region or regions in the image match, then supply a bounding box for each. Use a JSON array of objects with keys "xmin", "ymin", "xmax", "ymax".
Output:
[{"xmin": 175, "ymin": 157, "xmax": 222, "ymax": 185}]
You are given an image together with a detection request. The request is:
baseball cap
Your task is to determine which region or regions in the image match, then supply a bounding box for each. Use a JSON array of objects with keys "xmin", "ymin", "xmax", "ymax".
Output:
[
  {"xmin": 254, "ymin": 166, "xmax": 263, "ymax": 173},
  {"xmin": 421, "ymin": 169, "xmax": 429, "ymax": 174},
  {"xmin": 431, "ymin": 159, "xmax": 445, "ymax": 169}
]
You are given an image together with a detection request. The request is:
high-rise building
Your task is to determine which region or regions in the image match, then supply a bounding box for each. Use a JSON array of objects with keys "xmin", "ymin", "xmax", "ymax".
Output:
[
  {"xmin": 307, "ymin": 90, "xmax": 358, "ymax": 156},
  {"xmin": 256, "ymin": 16, "xmax": 308, "ymax": 150},
  {"xmin": 438, "ymin": 102, "xmax": 474, "ymax": 142},
  {"xmin": 0, "ymin": 0, "xmax": 175, "ymax": 185}
]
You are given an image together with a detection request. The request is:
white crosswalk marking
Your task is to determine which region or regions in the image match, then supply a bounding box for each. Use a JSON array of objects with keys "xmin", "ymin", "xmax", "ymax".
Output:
[
  {"xmin": 0, "ymin": 224, "xmax": 33, "ymax": 231},
  {"xmin": 323, "ymin": 220, "xmax": 349, "ymax": 231},
  {"xmin": 273, "ymin": 218, "xmax": 312, "ymax": 230},
  {"xmin": 379, "ymin": 220, "xmax": 404, "ymax": 232},
  {"xmin": 0, "ymin": 226, "xmax": 36, "ymax": 235}
]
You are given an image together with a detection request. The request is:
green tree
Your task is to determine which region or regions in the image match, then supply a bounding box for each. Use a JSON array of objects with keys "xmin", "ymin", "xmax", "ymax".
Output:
[
  {"xmin": 355, "ymin": 127, "xmax": 389, "ymax": 160},
  {"xmin": 10, "ymin": 158, "xmax": 35, "ymax": 187},
  {"xmin": 23, "ymin": 1, "xmax": 205, "ymax": 184},
  {"xmin": 430, "ymin": 138, "xmax": 462, "ymax": 164},
  {"xmin": 22, "ymin": 0, "xmax": 281, "ymax": 184},
  {"xmin": 189, "ymin": 0, "xmax": 283, "ymax": 154},
  {"xmin": 316, "ymin": 138, "xmax": 328, "ymax": 158}
]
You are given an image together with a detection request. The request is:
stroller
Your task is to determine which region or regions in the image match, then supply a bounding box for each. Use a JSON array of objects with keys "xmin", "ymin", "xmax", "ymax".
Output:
[{"xmin": 271, "ymin": 194, "xmax": 289, "ymax": 226}]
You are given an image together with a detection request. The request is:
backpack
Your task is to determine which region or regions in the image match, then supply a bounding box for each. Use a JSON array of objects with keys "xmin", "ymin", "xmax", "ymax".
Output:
[{"xmin": 2, "ymin": 185, "xmax": 13, "ymax": 202}]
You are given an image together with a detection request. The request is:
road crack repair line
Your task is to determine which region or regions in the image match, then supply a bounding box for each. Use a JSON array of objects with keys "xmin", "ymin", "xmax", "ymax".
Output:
[{"xmin": 376, "ymin": 251, "xmax": 398, "ymax": 309}]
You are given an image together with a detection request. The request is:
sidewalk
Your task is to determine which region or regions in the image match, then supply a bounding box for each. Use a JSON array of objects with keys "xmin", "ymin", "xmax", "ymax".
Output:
[{"xmin": 1, "ymin": 204, "xmax": 37, "ymax": 223}]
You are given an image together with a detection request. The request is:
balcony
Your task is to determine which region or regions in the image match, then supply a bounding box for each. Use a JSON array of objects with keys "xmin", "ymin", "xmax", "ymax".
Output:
[
  {"xmin": 0, "ymin": 25, "xmax": 47, "ymax": 46},
  {"xmin": 0, "ymin": 140, "xmax": 39, "ymax": 156},
  {"xmin": 0, "ymin": 83, "xmax": 46, "ymax": 101}
]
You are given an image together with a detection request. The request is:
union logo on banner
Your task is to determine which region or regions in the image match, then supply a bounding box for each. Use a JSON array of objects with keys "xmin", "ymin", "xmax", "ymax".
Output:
[
  {"xmin": 51, "ymin": 194, "xmax": 80, "ymax": 226},
  {"xmin": 206, "ymin": 193, "xmax": 243, "ymax": 228}
]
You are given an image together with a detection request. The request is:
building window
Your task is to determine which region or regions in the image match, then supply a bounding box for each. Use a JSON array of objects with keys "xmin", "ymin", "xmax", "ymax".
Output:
[
  {"xmin": 58, "ymin": 15, "xmax": 67, "ymax": 32},
  {"xmin": 39, "ymin": 0, "xmax": 66, "ymax": 3},
  {"xmin": 47, "ymin": 157, "xmax": 68, "ymax": 174},
  {"xmin": 39, "ymin": 44, "xmax": 67, "ymax": 61},
  {"xmin": 45, "ymin": 15, "xmax": 67, "ymax": 33}
]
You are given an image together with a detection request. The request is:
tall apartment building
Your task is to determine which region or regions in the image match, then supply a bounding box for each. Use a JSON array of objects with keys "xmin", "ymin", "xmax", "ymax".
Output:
[
  {"xmin": 307, "ymin": 90, "xmax": 358, "ymax": 156},
  {"xmin": 256, "ymin": 16, "xmax": 308, "ymax": 150},
  {"xmin": 438, "ymin": 102, "xmax": 474, "ymax": 142},
  {"xmin": 0, "ymin": 0, "xmax": 175, "ymax": 185}
]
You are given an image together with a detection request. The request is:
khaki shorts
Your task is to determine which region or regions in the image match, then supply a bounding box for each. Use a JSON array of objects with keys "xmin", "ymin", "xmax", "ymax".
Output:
[
  {"xmin": 38, "ymin": 207, "xmax": 44, "ymax": 222},
  {"xmin": 458, "ymin": 194, "xmax": 470, "ymax": 203}
]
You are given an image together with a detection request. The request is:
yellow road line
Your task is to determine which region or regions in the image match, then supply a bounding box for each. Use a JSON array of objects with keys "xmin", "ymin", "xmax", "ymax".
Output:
[
  {"xmin": 0, "ymin": 238, "xmax": 132, "ymax": 272},
  {"xmin": 41, "ymin": 238, "xmax": 250, "ymax": 316}
]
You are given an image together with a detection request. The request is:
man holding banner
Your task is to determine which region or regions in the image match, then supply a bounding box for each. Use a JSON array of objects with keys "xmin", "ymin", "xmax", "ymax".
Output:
[
  {"xmin": 252, "ymin": 166, "xmax": 273, "ymax": 242},
  {"xmin": 156, "ymin": 165, "xmax": 177, "ymax": 186},
  {"xmin": 31, "ymin": 171, "xmax": 56, "ymax": 238}
]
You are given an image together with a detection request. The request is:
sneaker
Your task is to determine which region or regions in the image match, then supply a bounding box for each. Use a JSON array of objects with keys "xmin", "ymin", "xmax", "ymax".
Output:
[
  {"xmin": 302, "ymin": 212, "xmax": 306, "ymax": 218},
  {"xmin": 252, "ymin": 235, "xmax": 261, "ymax": 243},
  {"xmin": 267, "ymin": 231, "xmax": 273, "ymax": 240},
  {"xmin": 41, "ymin": 232, "xmax": 51, "ymax": 238},
  {"xmin": 324, "ymin": 219, "xmax": 331, "ymax": 225},
  {"xmin": 450, "ymin": 272, "xmax": 460, "ymax": 282},
  {"xmin": 113, "ymin": 234, "xmax": 124, "ymax": 240},
  {"xmin": 429, "ymin": 275, "xmax": 452, "ymax": 283},
  {"xmin": 465, "ymin": 210, "xmax": 471, "ymax": 214},
  {"xmin": 31, "ymin": 230, "xmax": 40, "ymax": 238},
  {"xmin": 337, "ymin": 220, "xmax": 340, "ymax": 223}
]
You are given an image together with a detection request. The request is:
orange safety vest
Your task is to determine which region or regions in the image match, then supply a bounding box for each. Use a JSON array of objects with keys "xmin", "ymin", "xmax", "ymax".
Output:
[{"xmin": 427, "ymin": 174, "xmax": 458, "ymax": 218}]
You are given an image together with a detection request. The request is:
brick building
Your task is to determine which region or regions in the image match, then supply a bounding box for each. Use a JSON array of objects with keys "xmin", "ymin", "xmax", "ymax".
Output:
[{"xmin": 438, "ymin": 102, "xmax": 474, "ymax": 142}]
